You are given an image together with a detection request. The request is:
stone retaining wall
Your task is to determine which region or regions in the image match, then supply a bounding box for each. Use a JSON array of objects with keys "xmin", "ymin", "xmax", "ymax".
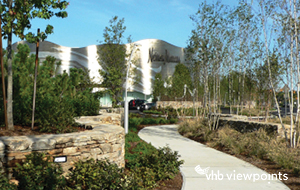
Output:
[
  {"xmin": 0, "ymin": 114, "xmax": 124, "ymax": 178},
  {"xmin": 156, "ymin": 101, "xmax": 202, "ymax": 109},
  {"xmin": 218, "ymin": 115, "xmax": 293, "ymax": 138},
  {"xmin": 99, "ymin": 108, "xmax": 124, "ymax": 126}
]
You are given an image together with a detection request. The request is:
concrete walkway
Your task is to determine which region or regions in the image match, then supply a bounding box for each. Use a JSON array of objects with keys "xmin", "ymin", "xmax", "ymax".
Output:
[{"xmin": 138, "ymin": 125, "xmax": 290, "ymax": 190}]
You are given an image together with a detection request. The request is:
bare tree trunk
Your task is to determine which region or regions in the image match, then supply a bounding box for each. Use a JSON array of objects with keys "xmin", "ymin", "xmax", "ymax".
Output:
[
  {"xmin": 238, "ymin": 56, "xmax": 241, "ymax": 115},
  {"xmin": 293, "ymin": 0, "xmax": 300, "ymax": 147},
  {"xmin": 31, "ymin": 29, "xmax": 40, "ymax": 130},
  {"xmin": 229, "ymin": 42, "xmax": 233, "ymax": 114},
  {"xmin": 260, "ymin": 1, "xmax": 289, "ymax": 144},
  {"xmin": 0, "ymin": 17, "xmax": 8, "ymax": 129},
  {"xmin": 289, "ymin": 0, "xmax": 294, "ymax": 147},
  {"xmin": 6, "ymin": 0, "xmax": 13, "ymax": 130}
]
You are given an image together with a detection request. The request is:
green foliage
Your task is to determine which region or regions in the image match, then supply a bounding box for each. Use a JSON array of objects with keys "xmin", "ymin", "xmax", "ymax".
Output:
[
  {"xmin": 66, "ymin": 159, "xmax": 134, "ymax": 190},
  {"xmin": 152, "ymin": 73, "xmax": 165, "ymax": 101},
  {"xmin": 13, "ymin": 152, "xmax": 66, "ymax": 190},
  {"xmin": 143, "ymin": 110, "xmax": 163, "ymax": 115},
  {"xmin": 178, "ymin": 118, "xmax": 216, "ymax": 142},
  {"xmin": 0, "ymin": 175, "xmax": 17, "ymax": 190},
  {"xmin": 128, "ymin": 117, "xmax": 143, "ymax": 129},
  {"xmin": 140, "ymin": 118, "xmax": 159, "ymax": 125},
  {"xmin": 126, "ymin": 130, "xmax": 141, "ymax": 143},
  {"xmin": 171, "ymin": 63, "xmax": 193, "ymax": 98},
  {"xmin": 131, "ymin": 167, "xmax": 157, "ymax": 189},
  {"xmin": 1, "ymin": 0, "xmax": 69, "ymax": 42},
  {"xmin": 128, "ymin": 116, "xmax": 178, "ymax": 128},
  {"xmin": 134, "ymin": 146, "xmax": 184, "ymax": 181},
  {"xmin": 97, "ymin": 16, "xmax": 131, "ymax": 107},
  {"xmin": 126, "ymin": 119, "xmax": 184, "ymax": 185},
  {"xmin": 169, "ymin": 118, "xmax": 178, "ymax": 124},
  {"xmin": 0, "ymin": 44, "xmax": 101, "ymax": 133}
]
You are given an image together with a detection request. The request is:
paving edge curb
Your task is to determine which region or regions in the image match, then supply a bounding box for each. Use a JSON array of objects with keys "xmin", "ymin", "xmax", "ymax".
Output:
[{"xmin": 180, "ymin": 167, "xmax": 186, "ymax": 190}]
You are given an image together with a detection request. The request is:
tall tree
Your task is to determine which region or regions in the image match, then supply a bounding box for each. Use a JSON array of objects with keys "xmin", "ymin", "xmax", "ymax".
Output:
[
  {"xmin": 97, "ymin": 16, "xmax": 132, "ymax": 107},
  {"xmin": 171, "ymin": 63, "xmax": 192, "ymax": 99},
  {"xmin": 187, "ymin": 1, "xmax": 228, "ymax": 109},
  {"xmin": 1, "ymin": 0, "xmax": 68, "ymax": 130},
  {"xmin": 256, "ymin": 0, "xmax": 288, "ymax": 143},
  {"xmin": 152, "ymin": 73, "xmax": 164, "ymax": 102}
]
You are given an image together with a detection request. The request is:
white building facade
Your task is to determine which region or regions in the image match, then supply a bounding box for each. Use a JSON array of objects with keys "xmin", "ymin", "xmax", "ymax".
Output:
[{"xmin": 13, "ymin": 39, "xmax": 188, "ymax": 107}]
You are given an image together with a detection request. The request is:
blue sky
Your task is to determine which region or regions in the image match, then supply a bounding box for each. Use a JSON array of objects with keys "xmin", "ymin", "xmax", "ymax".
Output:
[{"xmin": 5, "ymin": 0, "xmax": 239, "ymax": 48}]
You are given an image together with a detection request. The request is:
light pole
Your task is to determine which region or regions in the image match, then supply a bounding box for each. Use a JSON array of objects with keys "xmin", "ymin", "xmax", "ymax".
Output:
[{"xmin": 124, "ymin": 43, "xmax": 141, "ymax": 134}]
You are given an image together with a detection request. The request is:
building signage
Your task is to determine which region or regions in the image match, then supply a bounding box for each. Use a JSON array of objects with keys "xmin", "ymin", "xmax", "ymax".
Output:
[{"xmin": 148, "ymin": 48, "xmax": 180, "ymax": 63}]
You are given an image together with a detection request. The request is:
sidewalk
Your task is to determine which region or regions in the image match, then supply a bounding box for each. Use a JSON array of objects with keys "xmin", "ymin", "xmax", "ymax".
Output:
[{"xmin": 138, "ymin": 125, "xmax": 290, "ymax": 190}]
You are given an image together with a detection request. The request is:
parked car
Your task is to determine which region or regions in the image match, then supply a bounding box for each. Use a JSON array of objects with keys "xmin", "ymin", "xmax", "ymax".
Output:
[
  {"xmin": 129, "ymin": 99, "xmax": 146, "ymax": 110},
  {"xmin": 140, "ymin": 102, "xmax": 156, "ymax": 111}
]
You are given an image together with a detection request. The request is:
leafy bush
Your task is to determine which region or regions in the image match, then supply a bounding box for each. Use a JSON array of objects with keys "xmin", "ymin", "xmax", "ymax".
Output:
[
  {"xmin": 0, "ymin": 175, "xmax": 17, "ymax": 190},
  {"xmin": 125, "ymin": 138, "xmax": 157, "ymax": 169},
  {"xmin": 129, "ymin": 117, "xmax": 178, "ymax": 128},
  {"xmin": 131, "ymin": 167, "xmax": 157, "ymax": 189},
  {"xmin": 134, "ymin": 146, "xmax": 184, "ymax": 181},
  {"xmin": 143, "ymin": 110, "xmax": 163, "ymax": 115},
  {"xmin": 169, "ymin": 118, "xmax": 178, "ymax": 124},
  {"xmin": 141, "ymin": 118, "xmax": 159, "ymax": 125},
  {"xmin": 125, "ymin": 122, "xmax": 184, "ymax": 180},
  {"xmin": 129, "ymin": 117, "xmax": 143, "ymax": 129},
  {"xmin": 13, "ymin": 152, "xmax": 66, "ymax": 190},
  {"xmin": 66, "ymin": 159, "xmax": 134, "ymax": 190},
  {"xmin": 0, "ymin": 44, "xmax": 101, "ymax": 133},
  {"xmin": 178, "ymin": 118, "xmax": 216, "ymax": 142}
]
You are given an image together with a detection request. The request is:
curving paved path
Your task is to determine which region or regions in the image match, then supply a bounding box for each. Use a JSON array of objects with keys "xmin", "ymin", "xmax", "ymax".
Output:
[{"xmin": 138, "ymin": 125, "xmax": 290, "ymax": 190}]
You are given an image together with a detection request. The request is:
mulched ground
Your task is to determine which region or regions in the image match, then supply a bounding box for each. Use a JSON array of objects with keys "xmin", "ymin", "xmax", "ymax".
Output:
[
  {"xmin": 0, "ymin": 125, "xmax": 86, "ymax": 136},
  {"xmin": 154, "ymin": 172, "xmax": 182, "ymax": 190}
]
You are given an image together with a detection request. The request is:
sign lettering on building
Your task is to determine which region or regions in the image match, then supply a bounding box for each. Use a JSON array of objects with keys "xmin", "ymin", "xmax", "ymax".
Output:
[{"xmin": 148, "ymin": 48, "xmax": 180, "ymax": 63}]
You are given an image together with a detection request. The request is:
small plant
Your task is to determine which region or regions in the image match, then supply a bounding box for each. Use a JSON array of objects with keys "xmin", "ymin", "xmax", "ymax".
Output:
[
  {"xmin": 131, "ymin": 166, "xmax": 157, "ymax": 189},
  {"xmin": 129, "ymin": 117, "xmax": 143, "ymax": 129},
  {"xmin": 13, "ymin": 152, "xmax": 66, "ymax": 190},
  {"xmin": 143, "ymin": 110, "xmax": 163, "ymax": 115},
  {"xmin": 66, "ymin": 158, "xmax": 134, "ymax": 190},
  {"xmin": 134, "ymin": 146, "xmax": 184, "ymax": 181},
  {"xmin": 0, "ymin": 175, "xmax": 17, "ymax": 190},
  {"xmin": 178, "ymin": 118, "xmax": 216, "ymax": 142}
]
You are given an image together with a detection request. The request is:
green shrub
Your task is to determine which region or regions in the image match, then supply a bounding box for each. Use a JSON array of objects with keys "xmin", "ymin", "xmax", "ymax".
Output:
[
  {"xmin": 129, "ymin": 117, "xmax": 143, "ymax": 129},
  {"xmin": 0, "ymin": 175, "xmax": 17, "ymax": 190},
  {"xmin": 126, "ymin": 140, "xmax": 157, "ymax": 169},
  {"xmin": 178, "ymin": 118, "xmax": 216, "ymax": 141},
  {"xmin": 66, "ymin": 159, "xmax": 134, "ymax": 190},
  {"xmin": 129, "ymin": 113, "xmax": 141, "ymax": 118},
  {"xmin": 135, "ymin": 146, "xmax": 184, "ymax": 181},
  {"xmin": 125, "ymin": 118, "xmax": 184, "ymax": 188},
  {"xmin": 159, "ymin": 118, "xmax": 168, "ymax": 124},
  {"xmin": 131, "ymin": 167, "xmax": 157, "ymax": 189},
  {"xmin": 0, "ymin": 44, "xmax": 101, "ymax": 133},
  {"xmin": 143, "ymin": 110, "xmax": 163, "ymax": 115},
  {"xmin": 126, "ymin": 130, "xmax": 141, "ymax": 143},
  {"xmin": 141, "ymin": 118, "xmax": 159, "ymax": 125},
  {"xmin": 267, "ymin": 140, "xmax": 300, "ymax": 173},
  {"xmin": 13, "ymin": 152, "xmax": 66, "ymax": 190},
  {"xmin": 169, "ymin": 118, "xmax": 178, "ymax": 124}
]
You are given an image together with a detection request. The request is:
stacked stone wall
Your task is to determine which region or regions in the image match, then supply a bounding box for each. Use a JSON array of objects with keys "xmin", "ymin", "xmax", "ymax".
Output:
[
  {"xmin": 0, "ymin": 114, "xmax": 124, "ymax": 178},
  {"xmin": 156, "ymin": 101, "xmax": 202, "ymax": 109},
  {"xmin": 218, "ymin": 115, "xmax": 293, "ymax": 138}
]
